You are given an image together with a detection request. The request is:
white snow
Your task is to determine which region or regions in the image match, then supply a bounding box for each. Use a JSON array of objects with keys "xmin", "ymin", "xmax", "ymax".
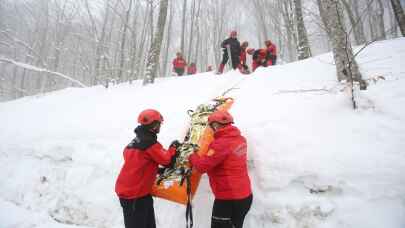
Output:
[{"xmin": 1, "ymin": 38, "xmax": 405, "ymax": 228}]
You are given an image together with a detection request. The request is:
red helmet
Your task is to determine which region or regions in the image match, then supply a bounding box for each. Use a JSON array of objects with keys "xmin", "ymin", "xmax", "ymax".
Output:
[
  {"xmin": 208, "ymin": 111, "xmax": 234, "ymax": 125},
  {"xmin": 230, "ymin": 30, "xmax": 237, "ymax": 37},
  {"xmin": 247, "ymin": 48, "xmax": 255, "ymax": 55},
  {"xmin": 138, "ymin": 109, "xmax": 163, "ymax": 125}
]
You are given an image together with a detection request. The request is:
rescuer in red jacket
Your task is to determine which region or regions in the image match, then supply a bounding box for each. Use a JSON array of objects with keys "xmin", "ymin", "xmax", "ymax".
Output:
[
  {"xmin": 189, "ymin": 111, "xmax": 252, "ymax": 228},
  {"xmin": 251, "ymin": 48, "xmax": 268, "ymax": 72},
  {"xmin": 240, "ymin": 41, "xmax": 250, "ymax": 74},
  {"xmin": 187, "ymin": 62, "xmax": 197, "ymax": 75},
  {"xmin": 265, "ymin": 40, "xmax": 277, "ymax": 66},
  {"xmin": 115, "ymin": 109, "xmax": 179, "ymax": 228},
  {"xmin": 172, "ymin": 52, "xmax": 187, "ymax": 76}
]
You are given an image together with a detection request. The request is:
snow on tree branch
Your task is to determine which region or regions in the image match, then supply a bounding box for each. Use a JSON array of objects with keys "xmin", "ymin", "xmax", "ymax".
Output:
[{"xmin": 0, "ymin": 57, "xmax": 87, "ymax": 88}]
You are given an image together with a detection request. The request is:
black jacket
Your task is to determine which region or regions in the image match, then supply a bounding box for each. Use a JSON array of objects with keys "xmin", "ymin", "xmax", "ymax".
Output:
[{"xmin": 221, "ymin": 37, "xmax": 241, "ymax": 59}]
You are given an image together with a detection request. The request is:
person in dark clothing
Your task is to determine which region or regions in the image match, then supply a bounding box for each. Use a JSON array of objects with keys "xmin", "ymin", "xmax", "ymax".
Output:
[
  {"xmin": 189, "ymin": 111, "xmax": 253, "ymax": 228},
  {"xmin": 217, "ymin": 31, "xmax": 242, "ymax": 74},
  {"xmin": 115, "ymin": 109, "xmax": 179, "ymax": 228},
  {"xmin": 211, "ymin": 195, "xmax": 253, "ymax": 228}
]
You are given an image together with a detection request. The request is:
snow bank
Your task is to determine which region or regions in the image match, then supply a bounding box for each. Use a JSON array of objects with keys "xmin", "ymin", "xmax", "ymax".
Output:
[{"xmin": 1, "ymin": 38, "xmax": 405, "ymax": 228}]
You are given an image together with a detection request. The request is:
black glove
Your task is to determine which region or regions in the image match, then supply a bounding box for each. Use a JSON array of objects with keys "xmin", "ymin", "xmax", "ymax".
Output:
[
  {"xmin": 169, "ymin": 140, "xmax": 181, "ymax": 148},
  {"xmin": 167, "ymin": 149, "xmax": 180, "ymax": 169}
]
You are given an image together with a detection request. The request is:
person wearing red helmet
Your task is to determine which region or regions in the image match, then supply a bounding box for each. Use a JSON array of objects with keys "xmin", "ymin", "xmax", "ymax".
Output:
[
  {"xmin": 172, "ymin": 52, "xmax": 187, "ymax": 76},
  {"xmin": 188, "ymin": 111, "xmax": 252, "ymax": 228},
  {"xmin": 115, "ymin": 109, "xmax": 179, "ymax": 228},
  {"xmin": 264, "ymin": 40, "xmax": 277, "ymax": 66},
  {"xmin": 217, "ymin": 30, "xmax": 242, "ymax": 74}
]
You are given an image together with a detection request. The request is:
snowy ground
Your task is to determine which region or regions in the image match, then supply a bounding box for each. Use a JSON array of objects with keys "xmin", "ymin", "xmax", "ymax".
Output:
[{"xmin": 1, "ymin": 38, "xmax": 405, "ymax": 228}]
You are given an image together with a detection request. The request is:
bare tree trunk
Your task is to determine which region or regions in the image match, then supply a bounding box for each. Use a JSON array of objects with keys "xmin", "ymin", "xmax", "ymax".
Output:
[
  {"xmin": 162, "ymin": 0, "xmax": 173, "ymax": 77},
  {"xmin": 317, "ymin": 0, "xmax": 363, "ymax": 83},
  {"xmin": 390, "ymin": 0, "xmax": 405, "ymax": 36},
  {"xmin": 193, "ymin": 1, "xmax": 202, "ymax": 66},
  {"xmin": 282, "ymin": 0, "xmax": 297, "ymax": 62},
  {"xmin": 129, "ymin": 0, "xmax": 140, "ymax": 82},
  {"xmin": 187, "ymin": 0, "xmax": 197, "ymax": 62},
  {"xmin": 180, "ymin": 0, "xmax": 187, "ymax": 54},
  {"xmin": 342, "ymin": 0, "xmax": 365, "ymax": 45},
  {"xmin": 376, "ymin": 0, "xmax": 386, "ymax": 40},
  {"xmin": 133, "ymin": 3, "xmax": 150, "ymax": 80},
  {"xmin": 117, "ymin": 0, "xmax": 133, "ymax": 83},
  {"xmin": 94, "ymin": 0, "xmax": 111, "ymax": 85},
  {"xmin": 143, "ymin": 0, "xmax": 168, "ymax": 85},
  {"xmin": 293, "ymin": 0, "xmax": 312, "ymax": 60},
  {"xmin": 367, "ymin": 1, "xmax": 377, "ymax": 40},
  {"xmin": 388, "ymin": 1, "xmax": 399, "ymax": 37},
  {"xmin": 351, "ymin": 0, "xmax": 367, "ymax": 43}
]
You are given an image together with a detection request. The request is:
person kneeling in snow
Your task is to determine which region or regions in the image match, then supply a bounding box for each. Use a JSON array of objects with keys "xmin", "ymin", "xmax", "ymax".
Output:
[
  {"xmin": 251, "ymin": 48, "xmax": 268, "ymax": 72},
  {"xmin": 115, "ymin": 109, "xmax": 179, "ymax": 228},
  {"xmin": 189, "ymin": 111, "xmax": 253, "ymax": 228}
]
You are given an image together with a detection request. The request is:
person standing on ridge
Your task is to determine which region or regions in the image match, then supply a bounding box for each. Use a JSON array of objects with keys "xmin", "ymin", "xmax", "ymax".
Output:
[
  {"xmin": 188, "ymin": 111, "xmax": 253, "ymax": 228},
  {"xmin": 217, "ymin": 31, "xmax": 242, "ymax": 74},
  {"xmin": 265, "ymin": 40, "xmax": 277, "ymax": 66},
  {"xmin": 115, "ymin": 109, "xmax": 180, "ymax": 228},
  {"xmin": 172, "ymin": 52, "xmax": 187, "ymax": 76},
  {"xmin": 239, "ymin": 41, "xmax": 250, "ymax": 74}
]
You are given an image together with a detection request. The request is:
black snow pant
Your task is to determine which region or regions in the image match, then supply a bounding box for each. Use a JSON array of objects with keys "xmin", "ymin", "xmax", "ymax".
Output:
[
  {"xmin": 221, "ymin": 49, "xmax": 240, "ymax": 70},
  {"xmin": 119, "ymin": 195, "xmax": 156, "ymax": 228},
  {"xmin": 211, "ymin": 194, "xmax": 253, "ymax": 228}
]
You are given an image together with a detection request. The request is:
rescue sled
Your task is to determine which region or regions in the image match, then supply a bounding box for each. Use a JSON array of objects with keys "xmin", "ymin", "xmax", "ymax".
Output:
[{"xmin": 151, "ymin": 96, "xmax": 234, "ymax": 205}]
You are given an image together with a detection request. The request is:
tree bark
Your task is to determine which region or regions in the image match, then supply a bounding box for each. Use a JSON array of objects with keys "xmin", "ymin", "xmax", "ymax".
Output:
[
  {"xmin": 390, "ymin": 0, "xmax": 405, "ymax": 36},
  {"xmin": 162, "ymin": 0, "xmax": 173, "ymax": 77},
  {"xmin": 317, "ymin": 0, "xmax": 363, "ymax": 83},
  {"xmin": 351, "ymin": 0, "xmax": 367, "ymax": 43},
  {"xmin": 143, "ymin": 0, "xmax": 168, "ymax": 85},
  {"xmin": 293, "ymin": 0, "xmax": 312, "ymax": 60},
  {"xmin": 94, "ymin": 0, "xmax": 111, "ymax": 85},
  {"xmin": 180, "ymin": 0, "xmax": 187, "ymax": 54},
  {"xmin": 341, "ymin": 0, "xmax": 366, "ymax": 45},
  {"xmin": 118, "ymin": 0, "xmax": 133, "ymax": 83},
  {"xmin": 376, "ymin": 0, "xmax": 386, "ymax": 40}
]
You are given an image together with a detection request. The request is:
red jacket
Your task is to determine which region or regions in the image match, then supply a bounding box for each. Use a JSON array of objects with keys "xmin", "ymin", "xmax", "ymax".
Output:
[
  {"xmin": 240, "ymin": 47, "xmax": 247, "ymax": 66},
  {"xmin": 187, "ymin": 65, "xmax": 197, "ymax": 75},
  {"xmin": 189, "ymin": 125, "xmax": 252, "ymax": 200},
  {"xmin": 252, "ymin": 49, "xmax": 268, "ymax": 71},
  {"xmin": 266, "ymin": 43, "xmax": 277, "ymax": 56},
  {"xmin": 173, "ymin": 57, "xmax": 187, "ymax": 69},
  {"xmin": 115, "ymin": 143, "xmax": 175, "ymax": 199}
]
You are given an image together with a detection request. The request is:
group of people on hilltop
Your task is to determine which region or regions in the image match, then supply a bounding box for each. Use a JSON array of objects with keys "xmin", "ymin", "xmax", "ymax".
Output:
[
  {"xmin": 172, "ymin": 30, "xmax": 277, "ymax": 76},
  {"xmin": 172, "ymin": 52, "xmax": 197, "ymax": 76},
  {"xmin": 218, "ymin": 30, "xmax": 277, "ymax": 74}
]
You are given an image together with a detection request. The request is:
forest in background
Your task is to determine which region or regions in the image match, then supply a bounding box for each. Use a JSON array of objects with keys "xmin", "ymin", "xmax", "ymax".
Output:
[{"xmin": 0, "ymin": 0, "xmax": 403, "ymax": 101}]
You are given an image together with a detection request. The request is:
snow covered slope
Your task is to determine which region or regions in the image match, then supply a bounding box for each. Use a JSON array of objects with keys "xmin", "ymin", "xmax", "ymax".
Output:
[{"xmin": 1, "ymin": 38, "xmax": 404, "ymax": 228}]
